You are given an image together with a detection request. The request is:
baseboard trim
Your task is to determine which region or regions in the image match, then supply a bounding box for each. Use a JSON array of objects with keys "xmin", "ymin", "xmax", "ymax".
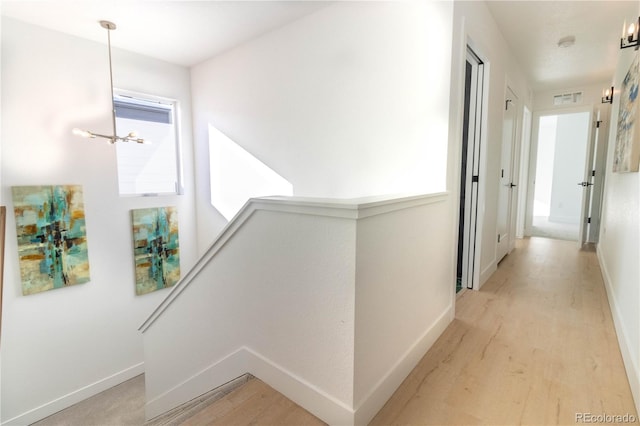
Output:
[
  {"xmin": 479, "ymin": 261, "xmax": 496, "ymax": 289},
  {"xmin": 146, "ymin": 374, "xmax": 251, "ymax": 426},
  {"xmin": 244, "ymin": 348, "xmax": 354, "ymax": 425},
  {"xmin": 353, "ymin": 304, "xmax": 453, "ymax": 425},
  {"xmin": 597, "ymin": 247, "xmax": 640, "ymax": 415},
  {"xmin": 145, "ymin": 306, "xmax": 453, "ymax": 426},
  {"xmin": 145, "ymin": 348, "xmax": 248, "ymax": 421},
  {"xmin": 145, "ymin": 347, "xmax": 354, "ymax": 425},
  {"xmin": 2, "ymin": 363, "xmax": 144, "ymax": 426}
]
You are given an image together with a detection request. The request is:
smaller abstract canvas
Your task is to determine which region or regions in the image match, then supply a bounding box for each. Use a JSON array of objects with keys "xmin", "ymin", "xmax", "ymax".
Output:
[
  {"xmin": 131, "ymin": 207, "xmax": 180, "ymax": 295},
  {"xmin": 12, "ymin": 185, "xmax": 90, "ymax": 295}
]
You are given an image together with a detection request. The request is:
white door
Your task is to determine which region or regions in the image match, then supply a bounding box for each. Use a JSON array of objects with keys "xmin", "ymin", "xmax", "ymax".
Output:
[
  {"xmin": 578, "ymin": 107, "xmax": 609, "ymax": 246},
  {"xmin": 456, "ymin": 47, "xmax": 484, "ymax": 292},
  {"xmin": 586, "ymin": 107, "xmax": 610, "ymax": 243},
  {"xmin": 496, "ymin": 87, "xmax": 518, "ymax": 262}
]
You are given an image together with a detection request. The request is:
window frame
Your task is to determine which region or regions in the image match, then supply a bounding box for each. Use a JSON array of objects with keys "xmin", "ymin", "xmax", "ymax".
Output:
[{"xmin": 113, "ymin": 88, "xmax": 184, "ymax": 197}]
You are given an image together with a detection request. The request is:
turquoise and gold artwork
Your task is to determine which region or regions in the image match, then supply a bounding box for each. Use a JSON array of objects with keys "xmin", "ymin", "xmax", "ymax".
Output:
[
  {"xmin": 11, "ymin": 185, "xmax": 90, "ymax": 295},
  {"xmin": 614, "ymin": 53, "xmax": 640, "ymax": 173},
  {"xmin": 131, "ymin": 207, "xmax": 180, "ymax": 295}
]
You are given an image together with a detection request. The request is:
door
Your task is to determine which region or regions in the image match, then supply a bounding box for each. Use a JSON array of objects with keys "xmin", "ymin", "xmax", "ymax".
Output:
[
  {"xmin": 578, "ymin": 112, "xmax": 598, "ymax": 246},
  {"xmin": 456, "ymin": 47, "xmax": 484, "ymax": 292},
  {"xmin": 579, "ymin": 107, "xmax": 609, "ymax": 245},
  {"xmin": 496, "ymin": 86, "xmax": 518, "ymax": 263},
  {"xmin": 525, "ymin": 108, "xmax": 593, "ymax": 242},
  {"xmin": 586, "ymin": 107, "xmax": 609, "ymax": 243}
]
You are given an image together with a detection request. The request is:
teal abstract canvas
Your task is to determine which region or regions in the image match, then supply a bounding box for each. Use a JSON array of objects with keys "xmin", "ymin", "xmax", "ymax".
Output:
[
  {"xmin": 131, "ymin": 207, "xmax": 180, "ymax": 295},
  {"xmin": 614, "ymin": 53, "xmax": 640, "ymax": 173},
  {"xmin": 11, "ymin": 185, "xmax": 90, "ymax": 295}
]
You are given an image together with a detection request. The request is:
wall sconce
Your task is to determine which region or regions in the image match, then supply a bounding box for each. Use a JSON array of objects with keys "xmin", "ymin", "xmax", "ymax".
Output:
[
  {"xmin": 621, "ymin": 17, "xmax": 640, "ymax": 49},
  {"xmin": 602, "ymin": 87, "xmax": 614, "ymax": 104}
]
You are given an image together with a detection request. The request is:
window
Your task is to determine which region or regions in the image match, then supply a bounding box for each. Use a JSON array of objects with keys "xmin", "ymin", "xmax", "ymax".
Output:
[{"xmin": 114, "ymin": 91, "xmax": 182, "ymax": 196}]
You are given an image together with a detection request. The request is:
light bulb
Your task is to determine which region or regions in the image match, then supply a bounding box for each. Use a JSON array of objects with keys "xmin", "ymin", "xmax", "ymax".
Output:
[
  {"xmin": 72, "ymin": 128, "xmax": 93, "ymax": 138},
  {"xmin": 629, "ymin": 23, "xmax": 636, "ymax": 36}
]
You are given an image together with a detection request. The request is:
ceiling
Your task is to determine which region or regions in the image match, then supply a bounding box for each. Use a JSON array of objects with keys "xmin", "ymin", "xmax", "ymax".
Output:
[
  {"xmin": 1, "ymin": 1, "xmax": 637, "ymax": 91},
  {"xmin": 0, "ymin": 1, "xmax": 330, "ymax": 67},
  {"xmin": 486, "ymin": 1, "xmax": 638, "ymax": 92}
]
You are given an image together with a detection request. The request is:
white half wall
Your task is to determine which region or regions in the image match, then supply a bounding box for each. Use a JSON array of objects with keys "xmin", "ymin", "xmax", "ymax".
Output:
[
  {"xmin": 353, "ymin": 195, "xmax": 454, "ymax": 424},
  {"xmin": 0, "ymin": 18, "xmax": 197, "ymax": 424},
  {"xmin": 141, "ymin": 193, "xmax": 454, "ymax": 425},
  {"xmin": 191, "ymin": 1, "xmax": 454, "ymax": 253}
]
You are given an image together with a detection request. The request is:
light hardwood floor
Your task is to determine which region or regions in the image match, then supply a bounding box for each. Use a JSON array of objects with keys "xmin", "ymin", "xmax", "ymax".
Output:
[
  {"xmin": 178, "ymin": 378, "xmax": 325, "ymax": 426},
  {"xmin": 370, "ymin": 237, "xmax": 637, "ymax": 425},
  {"xmin": 33, "ymin": 237, "xmax": 637, "ymax": 425}
]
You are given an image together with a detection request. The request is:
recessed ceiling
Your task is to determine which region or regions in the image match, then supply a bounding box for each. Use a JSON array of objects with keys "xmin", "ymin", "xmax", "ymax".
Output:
[
  {"xmin": 0, "ymin": 1, "xmax": 331, "ymax": 67},
  {"xmin": 485, "ymin": 1, "xmax": 638, "ymax": 92}
]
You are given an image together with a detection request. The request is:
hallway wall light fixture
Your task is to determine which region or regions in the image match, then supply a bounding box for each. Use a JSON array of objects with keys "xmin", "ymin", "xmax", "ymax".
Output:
[
  {"xmin": 72, "ymin": 21, "xmax": 149, "ymax": 145},
  {"xmin": 621, "ymin": 17, "xmax": 640, "ymax": 49},
  {"xmin": 602, "ymin": 87, "xmax": 614, "ymax": 104}
]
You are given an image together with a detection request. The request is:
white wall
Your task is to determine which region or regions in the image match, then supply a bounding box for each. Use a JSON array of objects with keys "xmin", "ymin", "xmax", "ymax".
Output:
[
  {"xmin": 0, "ymin": 18, "xmax": 197, "ymax": 424},
  {"xmin": 597, "ymin": 3, "xmax": 640, "ymax": 411},
  {"xmin": 190, "ymin": 1, "xmax": 454, "ymax": 252},
  {"xmin": 353, "ymin": 195, "xmax": 453, "ymax": 424},
  {"xmin": 450, "ymin": 1, "xmax": 533, "ymax": 287}
]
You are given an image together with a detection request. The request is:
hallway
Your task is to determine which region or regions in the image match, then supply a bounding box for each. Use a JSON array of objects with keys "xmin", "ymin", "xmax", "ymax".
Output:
[
  {"xmin": 371, "ymin": 237, "xmax": 637, "ymax": 425},
  {"xmin": 34, "ymin": 237, "xmax": 637, "ymax": 425}
]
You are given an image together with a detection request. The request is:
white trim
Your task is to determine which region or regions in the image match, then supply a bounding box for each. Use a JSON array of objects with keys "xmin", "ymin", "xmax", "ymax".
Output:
[
  {"xmin": 2, "ymin": 363, "xmax": 144, "ymax": 426},
  {"xmin": 145, "ymin": 305, "xmax": 454, "ymax": 426},
  {"xmin": 597, "ymin": 246, "xmax": 640, "ymax": 414},
  {"xmin": 479, "ymin": 261, "xmax": 497, "ymax": 289},
  {"xmin": 144, "ymin": 347, "xmax": 355, "ymax": 425},
  {"xmin": 352, "ymin": 304, "xmax": 453, "ymax": 425}
]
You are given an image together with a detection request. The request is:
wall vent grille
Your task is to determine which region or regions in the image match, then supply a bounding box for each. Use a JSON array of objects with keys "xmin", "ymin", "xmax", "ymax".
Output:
[{"xmin": 553, "ymin": 91, "xmax": 583, "ymax": 105}]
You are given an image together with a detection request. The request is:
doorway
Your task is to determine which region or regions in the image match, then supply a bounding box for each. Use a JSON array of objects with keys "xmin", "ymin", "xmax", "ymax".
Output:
[
  {"xmin": 496, "ymin": 86, "xmax": 519, "ymax": 263},
  {"xmin": 525, "ymin": 108, "xmax": 603, "ymax": 243},
  {"xmin": 456, "ymin": 47, "xmax": 484, "ymax": 293}
]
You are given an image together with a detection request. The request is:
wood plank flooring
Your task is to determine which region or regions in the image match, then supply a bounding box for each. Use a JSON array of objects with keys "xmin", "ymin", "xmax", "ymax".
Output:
[
  {"xmin": 32, "ymin": 237, "xmax": 637, "ymax": 425},
  {"xmin": 178, "ymin": 378, "xmax": 325, "ymax": 426},
  {"xmin": 370, "ymin": 237, "xmax": 638, "ymax": 425}
]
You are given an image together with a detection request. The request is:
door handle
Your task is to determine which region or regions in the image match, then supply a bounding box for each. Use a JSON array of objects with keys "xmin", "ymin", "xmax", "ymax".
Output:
[
  {"xmin": 510, "ymin": 183, "xmax": 517, "ymax": 188},
  {"xmin": 578, "ymin": 182, "xmax": 594, "ymax": 187}
]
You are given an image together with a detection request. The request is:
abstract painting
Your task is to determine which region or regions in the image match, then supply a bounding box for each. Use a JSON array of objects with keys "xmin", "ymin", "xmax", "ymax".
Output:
[
  {"xmin": 614, "ymin": 53, "xmax": 640, "ymax": 173},
  {"xmin": 131, "ymin": 207, "xmax": 180, "ymax": 295},
  {"xmin": 11, "ymin": 185, "xmax": 90, "ymax": 295}
]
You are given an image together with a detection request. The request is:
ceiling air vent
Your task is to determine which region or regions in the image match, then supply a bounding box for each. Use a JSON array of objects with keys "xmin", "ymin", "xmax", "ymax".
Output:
[{"xmin": 553, "ymin": 91, "xmax": 583, "ymax": 105}]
